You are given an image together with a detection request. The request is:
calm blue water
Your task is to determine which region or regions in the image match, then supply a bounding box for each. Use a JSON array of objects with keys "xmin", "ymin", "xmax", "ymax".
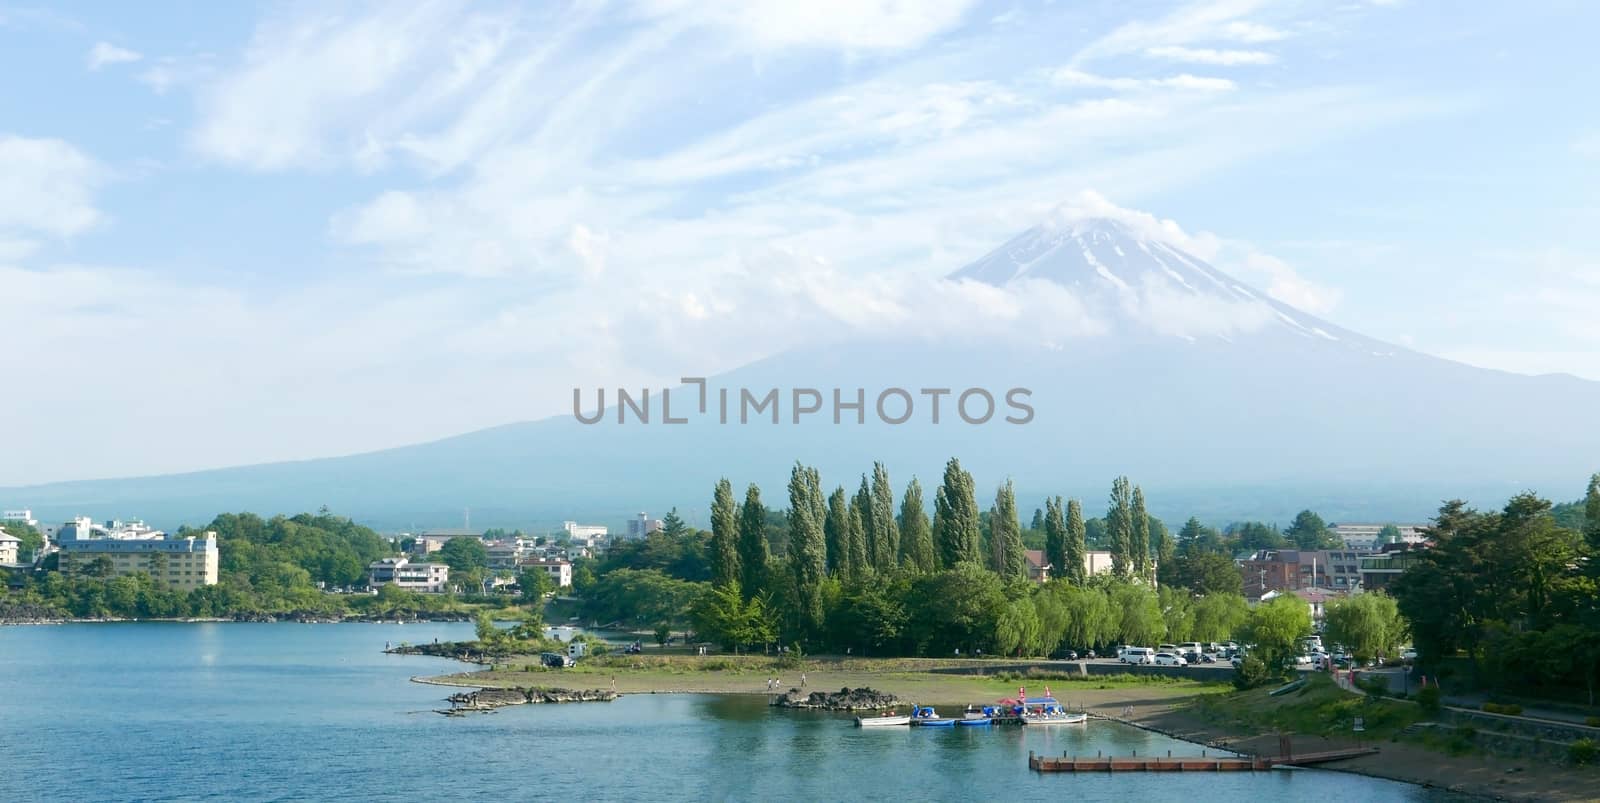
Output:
[{"xmin": 0, "ymin": 624, "xmax": 1463, "ymax": 802}]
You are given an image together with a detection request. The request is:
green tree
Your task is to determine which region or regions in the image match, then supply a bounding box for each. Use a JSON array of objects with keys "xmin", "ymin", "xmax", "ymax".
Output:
[
  {"xmin": 1043, "ymin": 497, "xmax": 1067, "ymax": 584},
  {"xmin": 989, "ymin": 479, "xmax": 1026, "ymax": 579},
  {"xmin": 1244, "ymin": 595, "xmax": 1312, "ymax": 672},
  {"xmin": 1058, "ymin": 583, "xmax": 1115, "ymax": 651},
  {"xmin": 438, "ymin": 536, "xmax": 488, "ymax": 573},
  {"xmin": 1158, "ymin": 585, "xmax": 1194, "ymax": 642},
  {"xmin": 1130, "ymin": 485, "xmax": 1152, "ymax": 580},
  {"xmin": 1063, "ymin": 499, "xmax": 1088, "ymax": 585},
  {"xmin": 1107, "ymin": 477, "xmax": 1134, "ymax": 580},
  {"xmin": 995, "ymin": 596, "xmax": 1042, "ymax": 657},
  {"xmin": 1191, "ymin": 592, "xmax": 1250, "ymax": 643},
  {"xmin": 824, "ymin": 487, "xmax": 853, "ymax": 578},
  {"xmin": 869, "ymin": 462, "xmax": 900, "ymax": 571},
  {"xmin": 737, "ymin": 485, "xmax": 769, "ymax": 600},
  {"xmin": 904, "ymin": 563, "xmax": 1006, "ymax": 655},
  {"xmin": 1170, "ymin": 551, "xmax": 1243, "ymax": 596},
  {"xmin": 709, "ymin": 478, "xmax": 741, "ymax": 589},
  {"xmin": 1377, "ymin": 524, "xmax": 1404, "ymax": 545},
  {"xmin": 898, "ymin": 478, "xmax": 935, "ymax": 573},
  {"xmin": 1285, "ymin": 509, "xmax": 1337, "ymax": 550},
  {"xmin": 1151, "ymin": 515, "xmax": 1174, "ymax": 581},
  {"xmin": 518, "ymin": 567, "xmax": 554, "ymax": 603},
  {"xmin": 846, "ymin": 496, "xmax": 868, "ymax": 579},
  {"xmin": 661, "ymin": 508, "xmax": 688, "ymax": 539},
  {"xmin": 1110, "ymin": 582, "xmax": 1164, "ymax": 645},
  {"xmin": 785, "ymin": 463, "xmax": 828, "ymax": 641},
  {"xmin": 1, "ymin": 522, "xmax": 44, "ymax": 563},
  {"xmin": 933, "ymin": 458, "xmax": 981, "ymax": 567},
  {"xmin": 1323, "ymin": 592, "xmax": 1406, "ymax": 664},
  {"xmin": 1584, "ymin": 473, "xmax": 1600, "ymax": 554}
]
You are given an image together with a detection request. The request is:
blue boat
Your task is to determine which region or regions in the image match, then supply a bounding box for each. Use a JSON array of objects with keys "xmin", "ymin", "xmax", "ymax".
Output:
[
  {"xmin": 909, "ymin": 705, "xmax": 956, "ymax": 727},
  {"xmin": 956, "ymin": 704, "xmax": 996, "ymax": 726}
]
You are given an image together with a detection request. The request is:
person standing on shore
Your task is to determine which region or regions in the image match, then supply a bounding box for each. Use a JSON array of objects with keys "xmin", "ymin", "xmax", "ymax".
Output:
[{"xmin": 800, "ymin": 672, "xmax": 807, "ymax": 688}]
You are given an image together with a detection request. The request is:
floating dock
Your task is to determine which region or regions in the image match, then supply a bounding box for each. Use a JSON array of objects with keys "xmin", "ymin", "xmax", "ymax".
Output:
[{"xmin": 1029, "ymin": 747, "xmax": 1378, "ymax": 772}]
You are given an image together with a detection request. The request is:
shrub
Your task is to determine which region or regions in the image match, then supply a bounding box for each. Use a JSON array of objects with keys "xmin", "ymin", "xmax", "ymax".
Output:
[
  {"xmin": 1585, "ymin": 716, "xmax": 1600, "ymax": 728},
  {"xmin": 1570, "ymin": 738, "xmax": 1598, "ymax": 766},
  {"xmin": 1446, "ymin": 726, "xmax": 1476, "ymax": 756},
  {"xmin": 1356, "ymin": 676, "xmax": 1389, "ymax": 698},
  {"xmin": 1233, "ymin": 655, "xmax": 1269, "ymax": 690},
  {"xmin": 1415, "ymin": 685, "xmax": 1441, "ymax": 714}
]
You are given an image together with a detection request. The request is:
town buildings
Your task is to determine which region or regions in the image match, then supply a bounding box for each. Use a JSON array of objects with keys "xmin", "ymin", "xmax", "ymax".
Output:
[
  {"xmin": 1239, "ymin": 548, "xmax": 1363, "ymax": 597},
  {"xmin": 1023, "ymin": 549, "xmax": 1118, "ymax": 583},
  {"xmin": 626, "ymin": 513, "xmax": 663, "ymax": 539},
  {"xmin": 57, "ymin": 531, "xmax": 220, "ymax": 589},
  {"xmin": 1358, "ymin": 543, "xmax": 1429, "ymax": 591},
  {"xmin": 1332, "ymin": 523, "xmax": 1428, "ymax": 552},
  {"xmin": 562, "ymin": 521, "xmax": 607, "ymax": 547},
  {"xmin": 518, "ymin": 557, "xmax": 573, "ymax": 588},
  {"xmin": 367, "ymin": 557, "xmax": 450, "ymax": 593}
]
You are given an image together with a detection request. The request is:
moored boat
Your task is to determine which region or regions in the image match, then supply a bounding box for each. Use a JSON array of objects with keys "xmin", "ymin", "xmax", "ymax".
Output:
[
  {"xmin": 1011, "ymin": 685, "xmax": 1088, "ymax": 726},
  {"xmin": 854, "ymin": 711, "xmax": 911, "ymax": 727},
  {"xmin": 957, "ymin": 704, "xmax": 996, "ymax": 726},
  {"xmin": 909, "ymin": 705, "xmax": 956, "ymax": 727}
]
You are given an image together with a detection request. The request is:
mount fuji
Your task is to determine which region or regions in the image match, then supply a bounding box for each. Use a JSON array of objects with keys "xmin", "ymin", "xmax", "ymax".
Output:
[{"xmin": 7, "ymin": 216, "xmax": 1599, "ymax": 529}]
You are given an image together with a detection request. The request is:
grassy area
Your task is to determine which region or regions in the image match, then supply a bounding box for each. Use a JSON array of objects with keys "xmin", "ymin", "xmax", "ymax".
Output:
[
  {"xmin": 421, "ymin": 653, "xmax": 1231, "ymax": 709},
  {"xmin": 1191, "ymin": 673, "xmax": 1426, "ymax": 741}
]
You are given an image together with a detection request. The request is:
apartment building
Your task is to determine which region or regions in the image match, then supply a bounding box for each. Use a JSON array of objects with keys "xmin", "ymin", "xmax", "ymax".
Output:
[{"xmin": 518, "ymin": 557, "xmax": 573, "ymax": 588}]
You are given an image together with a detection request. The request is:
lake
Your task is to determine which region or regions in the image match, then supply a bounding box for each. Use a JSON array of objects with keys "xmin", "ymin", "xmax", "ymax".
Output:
[{"xmin": 0, "ymin": 623, "xmax": 1465, "ymax": 801}]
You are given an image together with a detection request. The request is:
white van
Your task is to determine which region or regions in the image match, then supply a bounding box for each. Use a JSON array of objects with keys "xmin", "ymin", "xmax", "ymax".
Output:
[
  {"xmin": 1178, "ymin": 642, "xmax": 1204, "ymax": 656},
  {"xmin": 1120, "ymin": 647, "xmax": 1156, "ymax": 665}
]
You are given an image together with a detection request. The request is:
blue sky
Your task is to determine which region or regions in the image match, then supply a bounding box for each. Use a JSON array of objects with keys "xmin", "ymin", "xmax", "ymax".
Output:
[{"xmin": 2, "ymin": 0, "xmax": 1598, "ymax": 485}]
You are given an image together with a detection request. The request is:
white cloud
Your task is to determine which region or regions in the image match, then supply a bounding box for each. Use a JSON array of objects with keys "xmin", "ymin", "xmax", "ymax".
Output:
[
  {"xmin": 0, "ymin": 135, "xmax": 103, "ymax": 245},
  {"xmin": 1144, "ymin": 45, "xmax": 1276, "ymax": 65},
  {"xmin": 87, "ymin": 41, "xmax": 142, "ymax": 70},
  {"xmin": 1074, "ymin": 0, "xmax": 1288, "ymax": 64},
  {"xmin": 633, "ymin": 0, "xmax": 976, "ymax": 51},
  {"xmin": 1051, "ymin": 68, "xmax": 1236, "ymax": 92}
]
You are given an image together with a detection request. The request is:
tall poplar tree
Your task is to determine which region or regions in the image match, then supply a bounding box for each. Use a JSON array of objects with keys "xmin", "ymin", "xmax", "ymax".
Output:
[
  {"xmin": 846, "ymin": 496, "xmax": 869, "ymax": 579},
  {"xmin": 855, "ymin": 476, "xmax": 877, "ymax": 574},
  {"xmin": 737, "ymin": 484, "xmax": 769, "ymax": 600},
  {"xmin": 1131, "ymin": 485, "xmax": 1151, "ymax": 580},
  {"xmin": 1585, "ymin": 472, "xmax": 1600, "ymax": 554},
  {"xmin": 824, "ymin": 487, "xmax": 852, "ymax": 578},
  {"xmin": 1043, "ymin": 496, "xmax": 1066, "ymax": 582},
  {"xmin": 990, "ymin": 479, "xmax": 1026, "ymax": 579},
  {"xmin": 709, "ymin": 478, "xmax": 741, "ymax": 589},
  {"xmin": 1108, "ymin": 476, "xmax": 1133, "ymax": 580},
  {"xmin": 1064, "ymin": 498, "xmax": 1087, "ymax": 585},
  {"xmin": 787, "ymin": 463, "xmax": 828, "ymax": 639},
  {"xmin": 934, "ymin": 457, "xmax": 981, "ymax": 567},
  {"xmin": 898, "ymin": 478, "xmax": 935, "ymax": 572},
  {"xmin": 869, "ymin": 462, "xmax": 900, "ymax": 571}
]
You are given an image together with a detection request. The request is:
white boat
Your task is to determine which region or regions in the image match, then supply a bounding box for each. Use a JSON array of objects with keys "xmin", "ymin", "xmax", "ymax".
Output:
[
  {"xmin": 1021, "ymin": 710, "xmax": 1088, "ymax": 725},
  {"xmin": 1013, "ymin": 685, "xmax": 1087, "ymax": 725},
  {"xmin": 854, "ymin": 712, "xmax": 911, "ymax": 727}
]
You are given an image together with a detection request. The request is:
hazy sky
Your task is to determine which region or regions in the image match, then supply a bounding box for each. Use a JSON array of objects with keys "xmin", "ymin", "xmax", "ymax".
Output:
[{"xmin": 2, "ymin": 0, "xmax": 1598, "ymax": 486}]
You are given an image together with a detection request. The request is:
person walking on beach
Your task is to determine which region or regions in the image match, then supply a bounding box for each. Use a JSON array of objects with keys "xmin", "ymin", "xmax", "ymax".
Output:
[
  {"xmin": 610, "ymin": 677, "xmax": 617, "ymax": 691},
  {"xmin": 800, "ymin": 672, "xmax": 807, "ymax": 688}
]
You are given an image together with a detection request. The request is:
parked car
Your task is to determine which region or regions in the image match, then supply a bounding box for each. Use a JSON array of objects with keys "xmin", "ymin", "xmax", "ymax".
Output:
[
  {"xmin": 1050, "ymin": 648, "xmax": 1079, "ymax": 661},
  {"xmin": 1400, "ymin": 648, "xmax": 1418, "ymax": 663},
  {"xmin": 1153, "ymin": 652, "xmax": 1187, "ymax": 667},
  {"xmin": 1120, "ymin": 647, "xmax": 1156, "ymax": 665},
  {"xmin": 540, "ymin": 652, "xmax": 575, "ymax": 668},
  {"xmin": 1230, "ymin": 655, "xmax": 1244, "ymax": 669}
]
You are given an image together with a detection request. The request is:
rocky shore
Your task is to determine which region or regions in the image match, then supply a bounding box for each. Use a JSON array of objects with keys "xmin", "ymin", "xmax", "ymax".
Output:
[
  {"xmin": 771, "ymin": 687, "xmax": 899, "ymax": 711},
  {"xmin": 439, "ymin": 687, "xmax": 619, "ymax": 715}
]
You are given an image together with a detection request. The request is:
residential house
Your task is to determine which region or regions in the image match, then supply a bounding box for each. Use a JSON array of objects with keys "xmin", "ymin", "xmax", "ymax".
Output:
[
  {"xmin": 0, "ymin": 530, "xmax": 20, "ymax": 564},
  {"xmin": 367, "ymin": 557, "xmax": 450, "ymax": 593},
  {"xmin": 1239, "ymin": 549, "xmax": 1363, "ymax": 598},
  {"xmin": 518, "ymin": 557, "xmax": 573, "ymax": 588}
]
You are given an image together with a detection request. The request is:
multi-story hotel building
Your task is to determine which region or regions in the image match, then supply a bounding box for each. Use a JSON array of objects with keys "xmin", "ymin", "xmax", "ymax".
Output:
[{"xmin": 57, "ymin": 532, "xmax": 220, "ymax": 590}]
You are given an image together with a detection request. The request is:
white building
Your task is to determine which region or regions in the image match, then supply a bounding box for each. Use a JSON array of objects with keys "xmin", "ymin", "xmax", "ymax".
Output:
[
  {"xmin": 0, "ymin": 530, "xmax": 20, "ymax": 564},
  {"xmin": 367, "ymin": 557, "xmax": 450, "ymax": 593},
  {"xmin": 3, "ymin": 509, "xmax": 37, "ymax": 528},
  {"xmin": 627, "ymin": 513, "xmax": 662, "ymax": 539},
  {"xmin": 519, "ymin": 558, "xmax": 573, "ymax": 588},
  {"xmin": 56, "ymin": 516, "xmax": 165, "ymax": 542},
  {"xmin": 562, "ymin": 521, "xmax": 608, "ymax": 547},
  {"xmin": 1333, "ymin": 524, "xmax": 1427, "ymax": 553}
]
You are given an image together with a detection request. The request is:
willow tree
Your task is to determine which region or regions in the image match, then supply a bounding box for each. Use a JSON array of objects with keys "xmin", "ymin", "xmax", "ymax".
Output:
[{"xmin": 709, "ymin": 478, "xmax": 741, "ymax": 589}]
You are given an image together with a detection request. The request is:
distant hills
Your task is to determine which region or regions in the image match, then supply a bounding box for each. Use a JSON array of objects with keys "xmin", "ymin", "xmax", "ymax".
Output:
[{"xmin": 7, "ymin": 214, "xmax": 1598, "ymax": 531}]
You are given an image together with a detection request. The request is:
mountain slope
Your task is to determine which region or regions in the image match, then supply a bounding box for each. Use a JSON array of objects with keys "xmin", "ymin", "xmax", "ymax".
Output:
[{"xmin": 6, "ymin": 219, "xmax": 1598, "ymax": 529}]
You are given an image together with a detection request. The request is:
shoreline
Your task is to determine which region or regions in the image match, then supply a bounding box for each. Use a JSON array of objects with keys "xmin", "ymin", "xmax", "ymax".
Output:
[{"xmin": 1, "ymin": 614, "xmax": 474, "ymax": 626}]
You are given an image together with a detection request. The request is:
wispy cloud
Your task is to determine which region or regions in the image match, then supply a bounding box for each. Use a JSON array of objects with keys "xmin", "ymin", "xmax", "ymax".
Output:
[
  {"xmin": 86, "ymin": 41, "xmax": 142, "ymax": 70},
  {"xmin": 1074, "ymin": 0, "xmax": 1288, "ymax": 64},
  {"xmin": 0, "ymin": 135, "xmax": 102, "ymax": 245},
  {"xmin": 1050, "ymin": 68, "xmax": 1237, "ymax": 92},
  {"xmin": 1144, "ymin": 45, "xmax": 1277, "ymax": 65}
]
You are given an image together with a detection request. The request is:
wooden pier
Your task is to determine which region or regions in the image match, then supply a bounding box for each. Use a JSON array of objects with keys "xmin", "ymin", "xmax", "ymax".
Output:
[{"xmin": 1029, "ymin": 746, "xmax": 1378, "ymax": 773}]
